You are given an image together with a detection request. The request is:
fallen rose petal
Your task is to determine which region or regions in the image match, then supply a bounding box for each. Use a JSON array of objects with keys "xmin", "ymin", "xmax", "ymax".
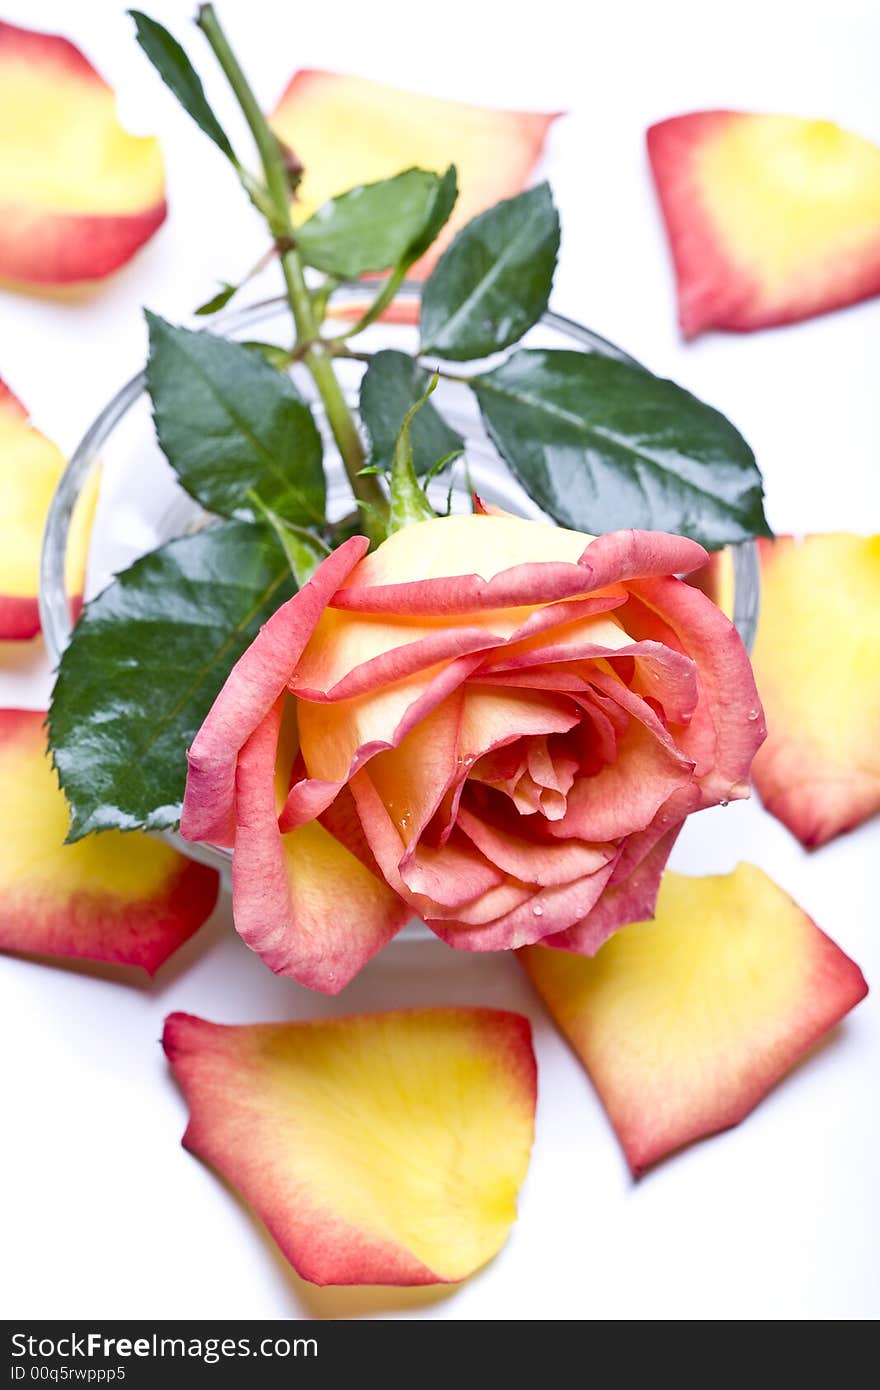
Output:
[
  {"xmin": 0, "ymin": 709, "xmax": 218, "ymax": 973},
  {"xmin": 0, "ymin": 379, "xmax": 98, "ymax": 640},
  {"xmin": 751, "ymin": 534, "xmax": 880, "ymax": 847},
  {"xmin": 232, "ymin": 699, "xmax": 408, "ymax": 992},
  {"xmin": 269, "ymin": 69, "xmax": 559, "ymax": 275},
  {"xmin": 164, "ymin": 1007, "xmax": 536, "ymax": 1285},
  {"xmin": 0, "ymin": 20, "xmax": 166, "ymax": 288},
  {"xmin": 521, "ymin": 865, "xmax": 867, "ymax": 1173},
  {"xmin": 648, "ymin": 110, "xmax": 880, "ymax": 336}
]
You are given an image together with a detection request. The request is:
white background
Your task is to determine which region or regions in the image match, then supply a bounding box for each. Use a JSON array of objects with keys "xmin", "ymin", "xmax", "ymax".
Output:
[{"xmin": 0, "ymin": 0, "xmax": 877, "ymax": 1321}]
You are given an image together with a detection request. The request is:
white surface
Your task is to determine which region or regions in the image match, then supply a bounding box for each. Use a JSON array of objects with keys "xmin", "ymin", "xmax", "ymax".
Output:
[{"xmin": 0, "ymin": 0, "xmax": 877, "ymax": 1322}]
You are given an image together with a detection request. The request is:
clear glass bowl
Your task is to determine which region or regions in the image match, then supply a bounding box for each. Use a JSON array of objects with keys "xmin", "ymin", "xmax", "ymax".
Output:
[{"xmin": 40, "ymin": 282, "xmax": 760, "ymax": 885}]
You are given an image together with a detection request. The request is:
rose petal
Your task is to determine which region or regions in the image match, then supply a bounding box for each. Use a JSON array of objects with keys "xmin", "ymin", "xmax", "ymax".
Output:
[
  {"xmin": 333, "ymin": 517, "xmax": 707, "ymax": 615},
  {"xmin": 288, "ymin": 654, "xmax": 481, "ymax": 827},
  {"xmin": 521, "ymin": 864, "xmax": 867, "ymax": 1173},
  {"xmin": 457, "ymin": 801, "xmax": 614, "ymax": 886},
  {"xmin": 0, "ymin": 709, "xmax": 218, "ymax": 973},
  {"xmin": 0, "ymin": 20, "xmax": 165, "ymax": 287},
  {"xmin": 291, "ymin": 607, "xmax": 512, "ymax": 702},
  {"xmin": 232, "ymin": 699, "xmax": 408, "ymax": 993},
  {"xmin": 181, "ymin": 536, "xmax": 368, "ymax": 847},
  {"xmin": 164, "ymin": 1007, "xmax": 536, "ymax": 1285},
  {"xmin": 619, "ymin": 575, "xmax": 765, "ymax": 806},
  {"xmin": 269, "ymin": 69, "xmax": 559, "ymax": 276},
  {"xmin": 543, "ymin": 824, "xmax": 684, "ymax": 956},
  {"xmin": 648, "ymin": 110, "xmax": 880, "ymax": 336},
  {"xmin": 0, "ymin": 379, "xmax": 98, "ymax": 639},
  {"xmin": 751, "ymin": 534, "xmax": 880, "ymax": 847}
]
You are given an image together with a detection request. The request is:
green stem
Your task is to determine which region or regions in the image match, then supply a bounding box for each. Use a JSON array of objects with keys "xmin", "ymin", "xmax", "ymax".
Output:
[{"xmin": 195, "ymin": 4, "xmax": 387, "ymax": 536}]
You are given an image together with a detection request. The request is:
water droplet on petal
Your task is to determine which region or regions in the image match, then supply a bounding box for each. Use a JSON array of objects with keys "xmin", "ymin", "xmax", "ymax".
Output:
[
  {"xmin": 532, "ymin": 904, "xmax": 544, "ymax": 917},
  {"xmin": 747, "ymin": 708, "xmax": 760, "ymax": 721},
  {"xmin": 719, "ymin": 799, "xmax": 729, "ymax": 807}
]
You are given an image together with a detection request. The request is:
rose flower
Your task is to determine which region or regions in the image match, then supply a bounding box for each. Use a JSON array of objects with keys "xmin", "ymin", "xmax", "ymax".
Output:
[{"xmin": 181, "ymin": 514, "xmax": 765, "ymax": 992}]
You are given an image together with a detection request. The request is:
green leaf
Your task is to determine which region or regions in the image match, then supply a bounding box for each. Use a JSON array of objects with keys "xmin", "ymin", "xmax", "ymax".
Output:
[
  {"xmin": 247, "ymin": 492, "xmax": 329, "ymax": 586},
  {"xmin": 48, "ymin": 521, "xmax": 296, "ymax": 839},
  {"xmin": 388, "ymin": 378, "xmax": 441, "ymax": 534},
  {"xmin": 420, "ymin": 183, "xmax": 560, "ymax": 361},
  {"xmin": 195, "ymin": 281, "xmax": 238, "ymax": 316},
  {"xmin": 359, "ymin": 350, "xmax": 464, "ymax": 475},
  {"xmin": 471, "ymin": 349, "xmax": 771, "ymax": 549},
  {"xmin": 129, "ymin": 10, "xmax": 237, "ymax": 163},
  {"xmin": 145, "ymin": 313, "xmax": 325, "ymax": 526},
  {"xmin": 296, "ymin": 168, "xmax": 444, "ymax": 278},
  {"xmin": 406, "ymin": 164, "xmax": 458, "ymax": 263}
]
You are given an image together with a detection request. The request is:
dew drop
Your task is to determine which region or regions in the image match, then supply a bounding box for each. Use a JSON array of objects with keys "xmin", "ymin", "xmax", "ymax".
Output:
[
  {"xmin": 719, "ymin": 799, "xmax": 729, "ymax": 807},
  {"xmin": 747, "ymin": 708, "xmax": 760, "ymax": 721},
  {"xmin": 532, "ymin": 904, "xmax": 544, "ymax": 917}
]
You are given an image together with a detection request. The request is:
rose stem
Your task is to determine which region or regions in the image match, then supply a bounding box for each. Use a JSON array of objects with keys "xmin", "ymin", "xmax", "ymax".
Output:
[{"xmin": 195, "ymin": 4, "xmax": 388, "ymax": 539}]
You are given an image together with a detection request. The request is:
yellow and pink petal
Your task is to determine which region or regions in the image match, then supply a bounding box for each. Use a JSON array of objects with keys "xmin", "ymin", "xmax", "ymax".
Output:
[
  {"xmin": 521, "ymin": 864, "xmax": 867, "ymax": 1174},
  {"xmin": 0, "ymin": 20, "xmax": 166, "ymax": 289},
  {"xmin": 0, "ymin": 378, "xmax": 98, "ymax": 640},
  {"xmin": 181, "ymin": 536, "xmax": 368, "ymax": 847},
  {"xmin": 269, "ymin": 69, "xmax": 559, "ymax": 277},
  {"xmin": 648, "ymin": 110, "xmax": 880, "ymax": 336},
  {"xmin": 164, "ymin": 1007, "xmax": 536, "ymax": 1285},
  {"xmin": 232, "ymin": 699, "xmax": 408, "ymax": 993},
  {"xmin": 0, "ymin": 709, "xmax": 218, "ymax": 974},
  {"xmin": 751, "ymin": 534, "xmax": 880, "ymax": 847}
]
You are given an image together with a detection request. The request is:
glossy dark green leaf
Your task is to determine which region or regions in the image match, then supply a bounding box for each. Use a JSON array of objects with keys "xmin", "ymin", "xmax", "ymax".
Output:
[
  {"xmin": 48, "ymin": 521, "xmax": 296, "ymax": 839},
  {"xmin": 472, "ymin": 349, "xmax": 771, "ymax": 548},
  {"xmin": 420, "ymin": 183, "xmax": 559, "ymax": 361},
  {"xmin": 296, "ymin": 168, "xmax": 443, "ymax": 277},
  {"xmin": 359, "ymin": 350, "xmax": 463, "ymax": 475},
  {"xmin": 129, "ymin": 10, "xmax": 237, "ymax": 162},
  {"xmin": 146, "ymin": 313, "xmax": 325, "ymax": 526},
  {"xmin": 388, "ymin": 377, "xmax": 441, "ymax": 534}
]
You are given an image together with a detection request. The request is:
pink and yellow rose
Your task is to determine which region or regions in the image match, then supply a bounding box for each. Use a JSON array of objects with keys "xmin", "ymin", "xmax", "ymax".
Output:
[{"xmin": 181, "ymin": 514, "xmax": 766, "ymax": 992}]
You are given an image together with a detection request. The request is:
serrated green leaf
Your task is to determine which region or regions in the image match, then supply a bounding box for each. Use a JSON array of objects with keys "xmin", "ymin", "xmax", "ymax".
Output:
[
  {"xmin": 296, "ymin": 168, "xmax": 443, "ymax": 278},
  {"xmin": 145, "ymin": 313, "xmax": 325, "ymax": 526},
  {"xmin": 359, "ymin": 350, "xmax": 464, "ymax": 475},
  {"xmin": 48, "ymin": 521, "xmax": 296, "ymax": 839},
  {"xmin": 389, "ymin": 379, "xmax": 441, "ymax": 534},
  {"xmin": 420, "ymin": 183, "xmax": 559, "ymax": 361},
  {"xmin": 129, "ymin": 10, "xmax": 237, "ymax": 163},
  {"xmin": 472, "ymin": 349, "xmax": 771, "ymax": 549}
]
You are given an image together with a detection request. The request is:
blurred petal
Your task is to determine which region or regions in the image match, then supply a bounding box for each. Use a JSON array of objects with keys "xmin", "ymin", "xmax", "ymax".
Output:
[
  {"xmin": 752, "ymin": 534, "xmax": 880, "ymax": 847},
  {"xmin": 270, "ymin": 69, "xmax": 559, "ymax": 275},
  {"xmin": 233, "ymin": 699, "xmax": 408, "ymax": 992},
  {"xmin": 648, "ymin": 110, "xmax": 880, "ymax": 336},
  {"xmin": 521, "ymin": 865, "xmax": 867, "ymax": 1173},
  {"xmin": 0, "ymin": 20, "xmax": 165, "ymax": 287},
  {"xmin": 0, "ymin": 379, "xmax": 98, "ymax": 639},
  {"xmin": 686, "ymin": 545, "xmax": 735, "ymax": 620},
  {"xmin": 164, "ymin": 1007, "xmax": 536, "ymax": 1285},
  {"xmin": 0, "ymin": 709, "xmax": 218, "ymax": 973}
]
